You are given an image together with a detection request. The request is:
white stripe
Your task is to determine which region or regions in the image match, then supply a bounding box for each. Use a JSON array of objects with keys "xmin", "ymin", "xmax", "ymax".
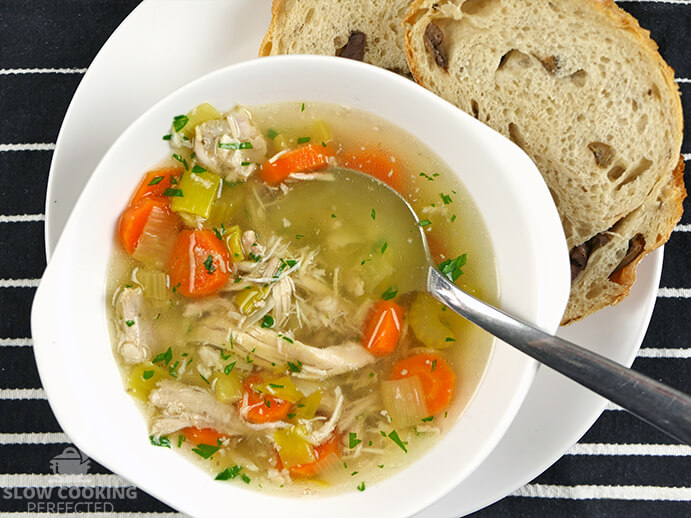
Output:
[
  {"xmin": 674, "ymin": 224, "xmax": 691, "ymax": 232},
  {"xmin": 0, "ymin": 338, "xmax": 33, "ymax": 347},
  {"xmin": 0, "ymin": 433, "xmax": 70, "ymax": 445},
  {"xmin": 676, "ymin": 78, "xmax": 691, "ymax": 83},
  {"xmin": 684, "ymin": 153, "xmax": 691, "ymax": 161},
  {"xmin": 0, "ymin": 474, "xmax": 132, "ymax": 488},
  {"xmin": 0, "ymin": 278, "xmax": 40, "ymax": 288},
  {"xmin": 0, "ymin": 389, "xmax": 46, "ymax": 400},
  {"xmin": 0, "ymin": 214, "xmax": 45, "ymax": 223},
  {"xmin": 567, "ymin": 443, "xmax": 691, "ymax": 456},
  {"xmin": 0, "ymin": 68, "xmax": 87, "ymax": 75},
  {"xmin": 2, "ymin": 514, "xmax": 183, "ymax": 518},
  {"xmin": 0, "ymin": 143, "xmax": 55, "ymax": 152},
  {"xmin": 658, "ymin": 287, "xmax": 691, "ymax": 298},
  {"xmin": 513, "ymin": 483, "xmax": 691, "ymax": 501},
  {"xmin": 637, "ymin": 347, "xmax": 691, "ymax": 358},
  {"xmin": 604, "ymin": 402, "xmax": 625, "ymax": 411}
]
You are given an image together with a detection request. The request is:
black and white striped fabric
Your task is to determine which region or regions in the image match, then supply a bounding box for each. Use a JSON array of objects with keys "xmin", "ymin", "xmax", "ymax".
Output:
[{"xmin": 0, "ymin": 1, "xmax": 689, "ymax": 517}]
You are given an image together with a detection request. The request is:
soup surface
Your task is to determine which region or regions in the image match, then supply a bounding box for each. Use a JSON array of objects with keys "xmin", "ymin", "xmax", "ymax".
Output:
[{"xmin": 107, "ymin": 101, "xmax": 497, "ymax": 494}]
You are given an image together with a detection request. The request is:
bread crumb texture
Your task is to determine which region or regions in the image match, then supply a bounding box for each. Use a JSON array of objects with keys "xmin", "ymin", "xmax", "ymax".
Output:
[{"xmin": 404, "ymin": 0, "xmax": 685, "ymax": 323}]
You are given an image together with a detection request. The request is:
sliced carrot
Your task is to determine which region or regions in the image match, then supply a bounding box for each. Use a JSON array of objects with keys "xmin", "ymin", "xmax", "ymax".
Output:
[
  {"xmin": 277, "ymin": 433, "xmax": 341, "ymax": 478},
  {"xmin": 337, "ymin": 145, "xmax": 402, "ymax": 190},
  {"xmin": 362, "ymin": 300, "xmax": 404, "ymax": 356},
  {"xmin": 167, "ymin": 229, "xmax": 231, "ymax": 298},
  {"xmin": 390, "ymin": 353, "xmax": 455, "ymax": 415},
  {"xmin": 260, "ymin": 144, "xmax": 333, "ymax": 185},
  {"xmin": 180, "ymin": 427, "xmax": 227, "ymax": 445},
  {"xmin": 130, "ymin": 167, "xmax": 183, "ymax": 206},
  {"xmin": 239, "ymin": 374, "xmax": 292, "ymax": 424},
  {"xmin": 118, "ymin": 197, "xmax": 172, "ymax": 255}
]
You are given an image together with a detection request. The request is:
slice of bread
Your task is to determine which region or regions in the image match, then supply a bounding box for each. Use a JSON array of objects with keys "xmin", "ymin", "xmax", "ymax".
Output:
[
  {"xmin": 259, "ymin": 0, "xmax": 413, "ymax": 75},
  {"xmin": 403, "ymin": 0, "xmax": 685, "ymax": 324}
]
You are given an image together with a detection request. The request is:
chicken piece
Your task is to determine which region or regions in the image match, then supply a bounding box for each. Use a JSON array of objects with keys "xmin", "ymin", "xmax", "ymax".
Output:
[
  {"xmin": 114, "ymin": 287, "xmax": 154, "ymax": 364},
  {"xmin": 194, "ymin": 106, "xmax": 267, "ymax": 181},
  {"xmin": 149, "ymin": 379, "xmax": 250, "ymax": 436},
  {"xmin": 241, "ymin": 230, "xmax": 265, "ymax": 259},
  {"xmin": 271, "ymin": 276, "xmax": 294, "ymax": 325},
  {"xmin": 306, "ymin": 386, "xmax": 344, "ymax": 446},
  {"xmin": 189, "ymin": 317, "xmax": 376, "ymax": 379}
]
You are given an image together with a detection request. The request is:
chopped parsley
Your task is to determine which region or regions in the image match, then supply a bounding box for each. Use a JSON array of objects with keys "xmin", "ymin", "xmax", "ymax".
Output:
[
  {"xmin": 431, "ymin": 359, "xmax": 437, "ymax": 372},
  {"xmin": 149, "ymin": 435, "xmax": 170, "ymax": 448},
  {"xmin": 267, "ymin": 128, "xmax": 278, "ymax": 140},
  {"xmin": 163, "ymin": 188, "xmax": 183, "ymax": 197},
  {"xmin": 440, "ymin": 192, "xmax": 453, "ymax": 205},
  {"xmin": 213, "ymin": 225, "xmax": 226, "ymax": 240},
  {"xmin": 241, "ymin": 161, "xmax": 252, "ymax": 166},
  {"xmin": 281, "ymin": 335, "xmax": 294, "ymax": 344},
  {"xmin": 274, "ymin": 258, "xmax": 298, "ymax": 278},
  {"xmin": 438, "ymin": 254, "xmax": 467, "ymax": 282},
  {"xmin": 168, "ymin": 360, "xmax": 180, "ymax": 378},
  {"xmin": 261, "ymin": 315, "xmax": 274, "ymax": 328},
  {"xmin": 142, "ymin": 370, "xmax": 154, "ymax": 380},
  {"xmin": 421, "ymin": 416, "xmax": 434, "ymax": 422},
  {"xmin": 287, "ymin": 361, "xmax": 302, "ymax": 373},
  {"xmin": 451, "ymin": 214, "xmax": 457, "ymax": 222},
  {"xmin": 162, "ymin": 134, "xmax": 172, "ymax": 141},
  {"xmin": 152, "ymin": 347, "xmax": 173, "ymax": 365},
  {"xmin": 172, "ymin": 153, "xmax": 188, "ymax": 171},
  {"xmin": 248, "ymin": 252, "xmax": 261, "ymax": 262},
  {"xmin": 224, "ymin": 361, "xmax": 236, "ymax": 375},
  {"xmin": 357, "ymin": 482, "xmax": 366, "ymax": 492},
  {"xmin": 268, "ymin": 382, "xmax": 284, "ymax": 389},
  {"xmin": 297, "ymin": 136, "xmax": 311, "ymax": 144},
  {"xmin": 125, "ymin": 320, "xmax": 135, "ymax": 327},
  {"xmin": 170, "ymin": 175, "xmax": 178, "ymax": 185},
  {"xmin": 241, "ymin": 473, "xmax": 251, "ymax": 484},
  {"xmin": 200, "ymin": 374, "xmax": 210, "ymax": 385},
  {"xmin": 301, "ymin": 102, "xmax": 305, "ymax": 112},
  {"xmin": 295, "ymin": 234, "xmax": 304, "ymax": 240},
  {"xmin": 173, "ymin": 114, "xmax": 189, "ymax": 132},
  {"xmin": 177, "ymin": 435, "xmax": 185, "ymax": 448},
  {"xmin": 147, "ymin": 176, "xmax": 164, "ymax": 186},
  {"xmin": 191, "ymin": 164, "xmax": 207, "ymax": 174},
  {"xmin": 381, "ymin": 286, "xmax": 398, "ymax": 301},
  {"xmin": 417, "ymin": 219, "xmax": 432, "ymax": 227},
  {"xmin": 349, "ymin": 432, "xmax": 362, "ymax": 449},
  {"xmin": 445, "ymin": 337, "xmax": 456, "ymax": 342},
  {"xmin": 216, "ymin": 465, "xmax": 243, "ymax": 481},
  {"xmin": 203, "ymin": 255, "xmax": 216, "ymax": 274},
  {"xmin": 192, "ymin": 443, "xmax": 220, "ymax": 459},
  {"xmin": 388, "ymin": 430, "xmax": 408, "ymax": 453},
  {"xmin": 371, "ymin": 208, "xmax": 376, "ymax": 220},
  {"xmin": 419, "ymin": 172, "xmax": 434, "ymax": 181},
  {"xmin": 380, "ymin": 241, "xmax": 388, "ymax": 254},
  {"xmin": 218, "ymin": 141, "xmax": 253, "ymax": 150}
]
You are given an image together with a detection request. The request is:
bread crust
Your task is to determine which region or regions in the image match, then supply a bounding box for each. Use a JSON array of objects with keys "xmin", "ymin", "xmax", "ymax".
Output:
[{"xmin": 403, "ymin": 0, "xmax": 685, "ymax": 324}]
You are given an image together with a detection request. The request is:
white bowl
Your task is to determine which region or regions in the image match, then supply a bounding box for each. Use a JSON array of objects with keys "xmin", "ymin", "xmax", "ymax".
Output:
[{"xmin": 31, "ymin": 56, "xmax": 570, "ymax": 518}]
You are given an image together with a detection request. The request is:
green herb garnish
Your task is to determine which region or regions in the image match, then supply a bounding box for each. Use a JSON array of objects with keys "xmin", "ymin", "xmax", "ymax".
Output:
[
  {"xmin": 152, "ymin": 347, "xmax": 173, "ymax": 365},
  {"xmin": 125, "ymin": 320, "xmax": 135, "ymax": 327},
  {"xmin": 287, "ymin": 361, "xmax": 302, "ymax": 373},
  {"xmin": 218, "ymin": 141, "xmax": 253, "ymax": 150},
  {"xmin": 267, "ymin": 128, "xmax": 278, "ymax": 140},
  {"xmin": 388, "ymin": 430, "xmax": 408, "ymax": 453},
  {"xmin": 261, "ymin": 315, "xmax": 274, "ymax": 328},
  {"xmin": 148, "ymin": 176, "xmax": 164, "ymax": 186},
  {"xmin": 163, "ymin": 188, "xmax": 183, "ymax": 197},
  {"xmin": 349, "ymin": 432, "xmax": 362, "ymax": 449},
  {"xmin": 224, "ymin": 361, "xmax": 236, "ymax": 375},
  {"xmin": 371, "ymin": 208, "xmax": 376, "ymax": 220},
  {"xmin": 150, "ymin": 435, "xmax": 170, "ymax": 448},
  {"xmin": 192, "ymin": 443, "xmax": 220, "ymax": 459},
  {"xmin": 142, "ymin": 370, "xmax": 154, "ymax": 380},
  {"xmin": 172, "ymin": 153, "xmax": 188, "ymax": 170},
  {"xmin": 381, "ymin": 286, "xmax": 398, "ymax": 301},
  {"xmin": 357, "ymin": 482, "xmax": 366, "ymax": 492},
  {"xmin": 215, "ymin": 465, "xmax": 243, "ymax": 481},
  {"xmin": 438, "ymin": 254, "xmax": 467, "ymax": 283},
  {"xmin": 417, "ymin": 219, "xmax": 432, "ymax": 227},
  {"xmin": 162, "ymin": 134, "xmax": 172, "ymax": 141},
  {"xmin": 203, "ymin": 255, "xmax": 216, "ymax": 274},
  {"xmin": 440, "ymin": 192, "xmax": 453, "ymax": 205},
  {"xmin": 297, "ymin": 136, "xmax": 311, "ymax": 144},
  {"xmin": 173, "ymin": 115, "xmax": 189, "ymax": 132},
  {"xmin": 192, "ymin": 165, "xmax": 207, "ymax": 174}
]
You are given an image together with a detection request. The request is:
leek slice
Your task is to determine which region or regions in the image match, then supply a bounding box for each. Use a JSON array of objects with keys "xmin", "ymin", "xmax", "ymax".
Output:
[
  {"xmin": 170, "ymin": 170, "xmax": 221, "ymax": 219},
  {"xmin": 223, "ymin": 225, "xmax": 245, "ymax": 261},
  {"xmin": 255, "ymin": 376, "xmax": 304, "ymax": 403},
  {"xmin": 295, "ymin": 390, "xmax": 322, "ymax": 419},
  {"xmin": 312, "ymin": 120, "xmax": 332, "ymax": 145},
  {"xmin": 205, "ymin": 184, "xmax": 242, "ymax": 228},
  {"xmin": 235, "ymin": 286, "xmax": 269, "ymax": 315},
  {"xmin": 127, "ymin": 363, "xmax": 168, "ymax": 401},
  {"xmin": 132, "ymin": 268, "xmax": 168, "ymax": 302},
  {"xmin": 408, "ymin": 292, "xmax": 456, "ymax": 349},
  {"xmin": 212, "ymin": 371, "xmax": 242, "ymax": 403},
  {"xmin": 132, "ymin": 205, "xmax": 179, "ymax": 269},
  {"xmin": 274, "ymin": 427, "xmax": 316, "ymax": 468},
  {"xmin": 381, "ymin": 376, "xmax": 429, "ymax": 428},
  {"xmin": 178, "ymin": 102, "xmax": 221, "ymax": 139}
]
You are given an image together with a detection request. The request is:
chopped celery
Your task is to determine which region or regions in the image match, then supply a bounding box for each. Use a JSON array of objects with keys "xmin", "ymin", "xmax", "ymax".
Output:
[
  {"xmin": 381, "ymin": 376, "xmax": 428, "ymax": 428},
  {"xmin": 132, "ymin": 205, "xmax": 179, "ymax": 269},
  {"xmin": 127, "ymin": 363, "xmax": 167, "ymax": 401},
  {"xmin": 132, "ymin": 269, "xmax": 168, "ymax": 302},
  {"xmin": 408, "ymin": 292, "xmax": 456, "ymax": 349},
  {"xmin": 212, "ymin": 371, "xmax": 242, "ymax": 403},
  {"xmin": 312, "ymin": 120, "xmax": 332, "ymax": 144},
  {"xmin": 223, "ymin": 225, "xmax": 245, "ymax": 261},
  {"xmin": 205, "ymin": 185, "xmax": 242, "ymax": 228},
  {"xmin": 178, "ymin": 102, "xmax": 221, "ymax": 139},
  {"xmin": 170, "ymin": 170, "xmax": 221, "ymax": 219},
  {"xmin": 256, "ymin": 376, "xmax": 304, "ymax": 403},
  {"xmin": 295, "ymin": 390, "xmax": 322, "ymax": 419},
  {"xmin": 235, "ymin": 286, "xmax": 269, "ymax": 315},
  {"xmin": 274, "ymin": 427, "xmax": 316, "ymax": 468}
]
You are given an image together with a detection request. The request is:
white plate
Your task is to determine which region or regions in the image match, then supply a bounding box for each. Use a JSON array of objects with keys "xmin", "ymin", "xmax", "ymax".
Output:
[{"xmin": 44, "ymin": 1, "xmax": 661, "ymax": 516}]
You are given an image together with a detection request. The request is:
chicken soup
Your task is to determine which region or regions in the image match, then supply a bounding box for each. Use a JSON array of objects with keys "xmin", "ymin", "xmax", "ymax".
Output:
[{"xmin": 107, "ymin": 101, "xmax": 497, "ymax": 494}]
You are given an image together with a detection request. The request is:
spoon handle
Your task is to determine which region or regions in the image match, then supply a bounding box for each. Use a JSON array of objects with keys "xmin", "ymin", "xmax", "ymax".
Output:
[{"xmin": 428, "ymin": 267, "xmax": 691, "ymax": 445}]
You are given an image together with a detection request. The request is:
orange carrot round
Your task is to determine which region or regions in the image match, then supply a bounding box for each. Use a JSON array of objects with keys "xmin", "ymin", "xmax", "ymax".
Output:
[
  {"xmin": 167, "ymin": 229, "xmax": 231, "ymax": 298},
  {"xmin": 390, "ymin": 353, "xmax": 455, "ymax": 415},
  {"xmin": 118, "ymin": 197, "xmax": 172, "ymax": 255},
  {"xmin": 130, "ymin": 167, "xmax": 183, "ymax": 206},
  {"xmin": 260, "ymin": 144, "xmax": 333, "ymax": 185},
  {"xmin": 362, "ymin": 300, "xmax": 404, "ymax": 356},
  {"xmin": 278, "ymin": 434, "xmax": 341, "ymax": 478},
  {"xmin": 338, "ymin": 145, "xmax": 402, "ymax": 191},
  {"xmin": 180, "ymin": 427, "xmax": 227, "ymax": 445},
  {"xmin": 239, "ymin": 374, "xmax": 292, "ymax": 424}
]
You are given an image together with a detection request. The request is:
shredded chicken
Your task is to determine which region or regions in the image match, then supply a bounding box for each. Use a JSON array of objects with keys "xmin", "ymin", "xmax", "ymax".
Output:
[
  {"xmin": 114, "ymin": 287, "xmax": 154, "ymax": 364},
  {"xmin": 306, "ymin": 386, "xmax": 344, "ymax": 446},
  {"xmin": 194, "ymin": 106, "xmax": 267, "ymax": 181}
]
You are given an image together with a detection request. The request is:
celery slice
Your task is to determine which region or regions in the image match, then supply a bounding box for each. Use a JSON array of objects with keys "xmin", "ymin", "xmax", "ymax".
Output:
[
  {"xmin": 132, "ymin": 205, "xmax": 179, "ymax": 269},
  {"xmin": 212, "ymin": 371, "xmax": 242, "ymax": 403},
  {"xmin": 132, "ymin": 269, "xmax": 168, "ymax": 302},
  {"xmin": 312, "ymin": 120, "xmax": 332, "ymax": 145},
  {"xmin": 178, "ymin": 103, "xmax": 221, "ymax": 139},
  {"xmin": 205, "ymin": 185, "xmax": 242, "ymax": 227},
  {"xmin": 170, "ymin": 170, "xmax": 221, "ymax": 219},
  {"xmin": 234, "ymin": 286, "xmax": 269, "ymax": 315},
  {"xmin": 223, "ymin": 225, "xmax": 244, "ymax": 261},
  {"xmin": 381, "ymin": 376, "xmax": 429, "ymax": 428},
  {"xmin": 127, "ymin": 363, "xmax": 168, "ymax": 401},
  {"xmin": 408, "ymin": 292, "xmax": 456, "ymax": 349},
  {"xmin": 275, "ymin": 427, "xmax": 316, "ymax": 468},
  {"xmin": 295, "ymin": 390, "xmax": 322, "ymax": 419},
  {"xmin": 256, "ymin": 376, "xmax": 304, "ymax": 403}
]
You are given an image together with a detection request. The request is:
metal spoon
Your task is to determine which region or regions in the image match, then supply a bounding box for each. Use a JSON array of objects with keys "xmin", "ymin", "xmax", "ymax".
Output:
[{"xmin": 341, "ymin": 169, "xmax": 691, "ymax": 445}]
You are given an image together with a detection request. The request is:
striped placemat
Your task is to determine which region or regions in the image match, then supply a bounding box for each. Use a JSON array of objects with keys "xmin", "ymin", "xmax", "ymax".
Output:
[{"xmin": 0, "ymin": 0, "xmax": 688, "ymax": 516}]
